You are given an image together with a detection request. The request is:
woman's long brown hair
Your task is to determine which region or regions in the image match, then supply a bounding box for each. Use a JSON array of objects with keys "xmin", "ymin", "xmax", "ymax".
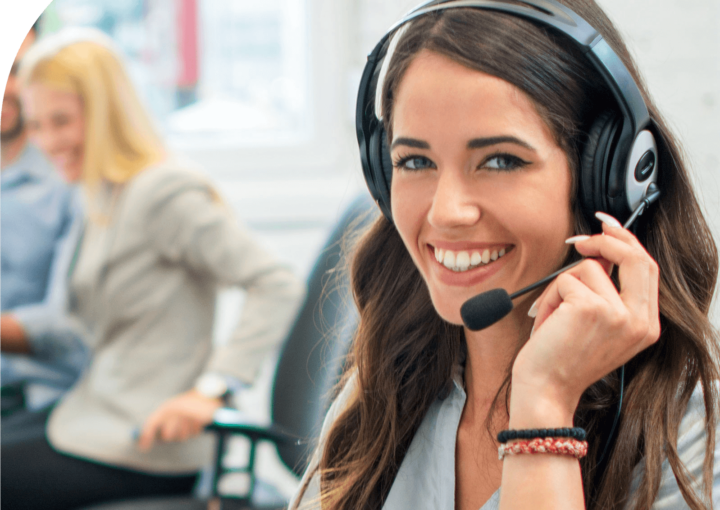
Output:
[{"xmin": 299, "ymin": 1, "xmax": 720, "ymax": 508}]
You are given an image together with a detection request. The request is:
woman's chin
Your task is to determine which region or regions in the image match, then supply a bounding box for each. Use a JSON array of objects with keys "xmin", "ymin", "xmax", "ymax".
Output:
[
  {"xmin": 428, "ymin": 294, "xmax": 466, "ymax": 327},
  {"xmin": 61, "ymin": 165, "xmax": 83, "ymax": 183}
]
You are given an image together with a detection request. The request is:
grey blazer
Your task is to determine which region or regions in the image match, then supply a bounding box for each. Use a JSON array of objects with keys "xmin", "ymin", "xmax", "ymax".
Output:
[{"xmin": 47, "ymin": 162, "xmax": 304, "ymax": 473}]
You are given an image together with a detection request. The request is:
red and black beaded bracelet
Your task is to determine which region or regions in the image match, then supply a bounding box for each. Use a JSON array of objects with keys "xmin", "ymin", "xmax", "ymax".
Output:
[{"xmin": 497, "ymin": 427, "xmax": 586, "ymax": 444}]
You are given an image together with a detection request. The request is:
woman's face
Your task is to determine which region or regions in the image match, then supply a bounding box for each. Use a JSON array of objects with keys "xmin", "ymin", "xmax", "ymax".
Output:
[
  {"xmin": 22, "ymin": 83, "xmax": 85, "ymax": 182},
  {"xmin": 390, "ymin": 50, "xmax": 574, "ymax": 326}
]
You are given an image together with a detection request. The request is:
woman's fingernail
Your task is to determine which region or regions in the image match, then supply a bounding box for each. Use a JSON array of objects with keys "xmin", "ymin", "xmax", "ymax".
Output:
[
  {"xmin": 530, "ymin": 322, "xmax": 536, "ymax": 337},
  {"xmin": 595, "ymin": 212, "xmax": 622, "ymax": 228},
  {"xmin": 565, "ymin": 235, "xmax": 591, "ymax": 244},
  {"xmin": 528, "ymin": 299, "xmax": 539, "ymax": 318}
]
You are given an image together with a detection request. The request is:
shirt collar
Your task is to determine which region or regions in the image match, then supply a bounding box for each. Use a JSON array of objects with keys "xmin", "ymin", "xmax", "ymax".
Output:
[{"xmin": 1, "ymin": 144, "xmax": 54, "ymax": 188}]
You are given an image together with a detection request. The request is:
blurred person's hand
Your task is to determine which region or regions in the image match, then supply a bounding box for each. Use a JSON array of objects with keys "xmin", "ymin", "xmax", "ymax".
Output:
[{"xmin": 137, "ymin": 389, "xmax": 223, "ymax": 451}]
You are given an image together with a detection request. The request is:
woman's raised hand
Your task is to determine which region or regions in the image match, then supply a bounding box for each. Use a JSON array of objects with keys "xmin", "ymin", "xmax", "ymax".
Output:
[{"xmin": 509, "ymin": 214, "xmax": 661, "ymax": 424}]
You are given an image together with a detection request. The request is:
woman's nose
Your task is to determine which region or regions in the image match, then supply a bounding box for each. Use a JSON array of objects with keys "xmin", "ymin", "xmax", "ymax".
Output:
[{"xmin": 427, "ymin": 169, "xmax": 481, "ymax": 228}]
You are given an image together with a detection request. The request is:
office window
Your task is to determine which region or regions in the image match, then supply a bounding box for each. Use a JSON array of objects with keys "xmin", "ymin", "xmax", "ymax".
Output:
[
  {"xmin": 44, "ymin": 0, "xmax": 309, "ymax": 146},
  {"xmin": 40, "ymin": 0, "xmax": 359, "ymax": 281}
]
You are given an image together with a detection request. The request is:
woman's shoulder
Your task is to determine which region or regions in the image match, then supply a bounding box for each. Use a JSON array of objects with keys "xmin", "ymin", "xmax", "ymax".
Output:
[
  {"xmin": 123, "ymin": 157, "xmax": 213, "ymax": 212},
  {"xmin": 627, "ymin": 381, "xmax": 720, "ymax": 509},
  {"xmin": 674, "ymin": 381, "xmax": 718, "ymax": 464},
  {"xmin": 288, "ymin": 371, "xmax": 358, "ymax": 510},
  {"xmin": 128, "ymin": 156, "xmax": 210, "ymax": 192},
  {"xmin": 319, "ymin": 370, "xmax": 359, "ymax": 438},
  {"xmin": 677, "ymin": 380, "xmax": 718, "ymax": 439},
  {"xmin": 657, "ymin": 381, "xmax": 720, "ymax": 505}
]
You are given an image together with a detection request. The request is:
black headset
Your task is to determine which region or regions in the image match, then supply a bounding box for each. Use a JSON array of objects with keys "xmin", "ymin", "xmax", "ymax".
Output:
[{"xmin": 356, "ymin": 0, "xmax": 659, "ymax": 226}]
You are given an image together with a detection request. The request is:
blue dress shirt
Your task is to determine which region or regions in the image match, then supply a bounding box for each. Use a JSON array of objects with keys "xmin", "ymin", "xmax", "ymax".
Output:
[{"xmin": 1, "ymin": 144, "xmax": 88, "ymax": 411}]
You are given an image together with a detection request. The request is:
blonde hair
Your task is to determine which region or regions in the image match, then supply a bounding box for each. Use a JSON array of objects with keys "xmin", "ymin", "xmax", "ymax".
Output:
[{"xmin": 19, "ymin": 27, "xmax": 165, "ymax": 189}]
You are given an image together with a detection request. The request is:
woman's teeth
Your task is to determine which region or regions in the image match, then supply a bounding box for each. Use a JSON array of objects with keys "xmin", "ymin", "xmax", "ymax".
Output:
[{"xmin": 434, "ymin": 247, "xmax": 507, "ymax": 272}]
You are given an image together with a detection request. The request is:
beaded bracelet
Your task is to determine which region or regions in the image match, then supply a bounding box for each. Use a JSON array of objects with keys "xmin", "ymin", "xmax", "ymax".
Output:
[
  {"xmin": 498, "ymin": 437, "xmax": 588, "ymax": 460},
  {"xmin": 497, "ymin": 427, "xmax": 586, "ymax": 444}
]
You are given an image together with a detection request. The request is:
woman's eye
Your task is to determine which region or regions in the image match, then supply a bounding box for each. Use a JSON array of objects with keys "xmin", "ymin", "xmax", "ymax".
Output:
[
  {"xmin": 394, "ymin": 155, "xmax": 435, "ymax": 171},
  {"xmin": 482, "ymin": 154, "xmax": 529, "ymax": 171}
]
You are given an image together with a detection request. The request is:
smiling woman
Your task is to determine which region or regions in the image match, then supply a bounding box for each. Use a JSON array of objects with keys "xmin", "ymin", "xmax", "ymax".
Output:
[{"xmin": 290, "ymin": 1, "xmax": 720, "ymax": 510}]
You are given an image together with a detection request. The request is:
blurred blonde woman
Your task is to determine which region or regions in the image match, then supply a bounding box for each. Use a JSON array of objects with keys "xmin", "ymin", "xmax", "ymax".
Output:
[{"xmin": 1, "ymin": 28, "xmax": 304, "ymax": 510}]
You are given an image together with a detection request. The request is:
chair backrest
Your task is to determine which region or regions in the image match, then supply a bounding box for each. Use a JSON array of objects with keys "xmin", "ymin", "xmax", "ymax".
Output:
[{"xmin": 270, "ymin": 193, "xmax": 377, "ymax": 477}]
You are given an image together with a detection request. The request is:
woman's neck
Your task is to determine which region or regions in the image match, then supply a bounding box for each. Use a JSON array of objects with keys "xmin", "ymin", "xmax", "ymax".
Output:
[{"xmin": 462, "ymin": 303, "xmax": 534, "ymax": 423}]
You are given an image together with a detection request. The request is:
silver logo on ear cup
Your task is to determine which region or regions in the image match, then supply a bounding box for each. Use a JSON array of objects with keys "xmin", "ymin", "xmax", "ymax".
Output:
[
  {"xmin": 625, "ymin": 130, "xmax": 658, "ymax": 212},
  {"xmin": 634, "ymin": 151, "xmax": 656, "ymax": 182}
]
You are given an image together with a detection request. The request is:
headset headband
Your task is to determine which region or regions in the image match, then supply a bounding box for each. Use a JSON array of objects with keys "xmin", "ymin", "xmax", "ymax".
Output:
[
  {"xmin": 404, "ymin": 1, "xmax": 650, "ymax": 129},
  {"xmin": 369, "ymin": 0, "xmax": 650, "ymax": 131},
  {"xmin": 357, "ymin": 0, "xmax": 657, "ymax": 222}
]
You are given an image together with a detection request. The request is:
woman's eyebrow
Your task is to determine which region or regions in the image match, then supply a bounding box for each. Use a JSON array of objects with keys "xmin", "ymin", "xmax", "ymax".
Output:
[
  {"xmin": 391, "ymin": 136, "xmax": 536, "ymax": 151},
  {"xmin": 390, "ymin": 137, "xmax": 430, "ymax": 150},
  {"xmin": 467, "ymin": 136, "xmax": 536, "ymax": 151}
]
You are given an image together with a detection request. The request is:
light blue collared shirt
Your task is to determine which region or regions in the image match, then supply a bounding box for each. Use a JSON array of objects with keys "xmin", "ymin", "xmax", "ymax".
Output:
[
  {"xmin": 293, "ymin": 370, "xmax": 720, "ymax": 509},
  {"xmin": 1, "ymin": 144, "xmax": 88, "ymax": 411}
]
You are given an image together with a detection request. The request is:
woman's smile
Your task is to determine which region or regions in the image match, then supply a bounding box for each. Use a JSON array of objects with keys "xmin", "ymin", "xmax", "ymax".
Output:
[
  {"xmin": 425, "ymin": 242, "xmax": 515, "ymax": 288},
  {"xmin": 431, "ymin": 244, "xmax": 511, "ymax": 272}
]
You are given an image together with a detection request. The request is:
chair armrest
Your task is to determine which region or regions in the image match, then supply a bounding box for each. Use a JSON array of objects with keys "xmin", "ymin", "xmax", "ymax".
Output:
[
  {"xmin": 206, "ymin": 407, "xmax": 296, "ymax": 445},
  {"xmin": 204, "ymin": 408, "xmax": 296, "ymax": 503}
]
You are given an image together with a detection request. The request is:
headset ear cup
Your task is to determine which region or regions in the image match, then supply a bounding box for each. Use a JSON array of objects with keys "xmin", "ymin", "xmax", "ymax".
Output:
[
  {"xmin": 369, "ymin": 125, "xmax": 393, "ymax": 219},
  {"xmin": 580, "ymin": 111, "xmax": 621, "ymax": 218},
  {"xmin": 380, "ymin": 132, "xmax": 393, "ymax": 192}
]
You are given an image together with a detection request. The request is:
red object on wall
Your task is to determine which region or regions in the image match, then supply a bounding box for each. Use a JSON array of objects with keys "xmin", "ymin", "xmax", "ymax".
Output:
[{"xmin": 177, "ymin": 0, "xmax": 198, "ymax": 88}]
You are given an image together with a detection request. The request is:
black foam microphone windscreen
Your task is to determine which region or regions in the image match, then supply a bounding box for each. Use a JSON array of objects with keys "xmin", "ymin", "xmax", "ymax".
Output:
[{"xmin": 460, "ymin": 288, "xmax": 514, "ymax": 331}]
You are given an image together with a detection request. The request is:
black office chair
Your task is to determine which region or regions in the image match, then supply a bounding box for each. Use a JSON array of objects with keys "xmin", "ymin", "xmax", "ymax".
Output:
[{"xmin": 83, "ymin": 193, "xmax": 377, "ymax": 510}]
